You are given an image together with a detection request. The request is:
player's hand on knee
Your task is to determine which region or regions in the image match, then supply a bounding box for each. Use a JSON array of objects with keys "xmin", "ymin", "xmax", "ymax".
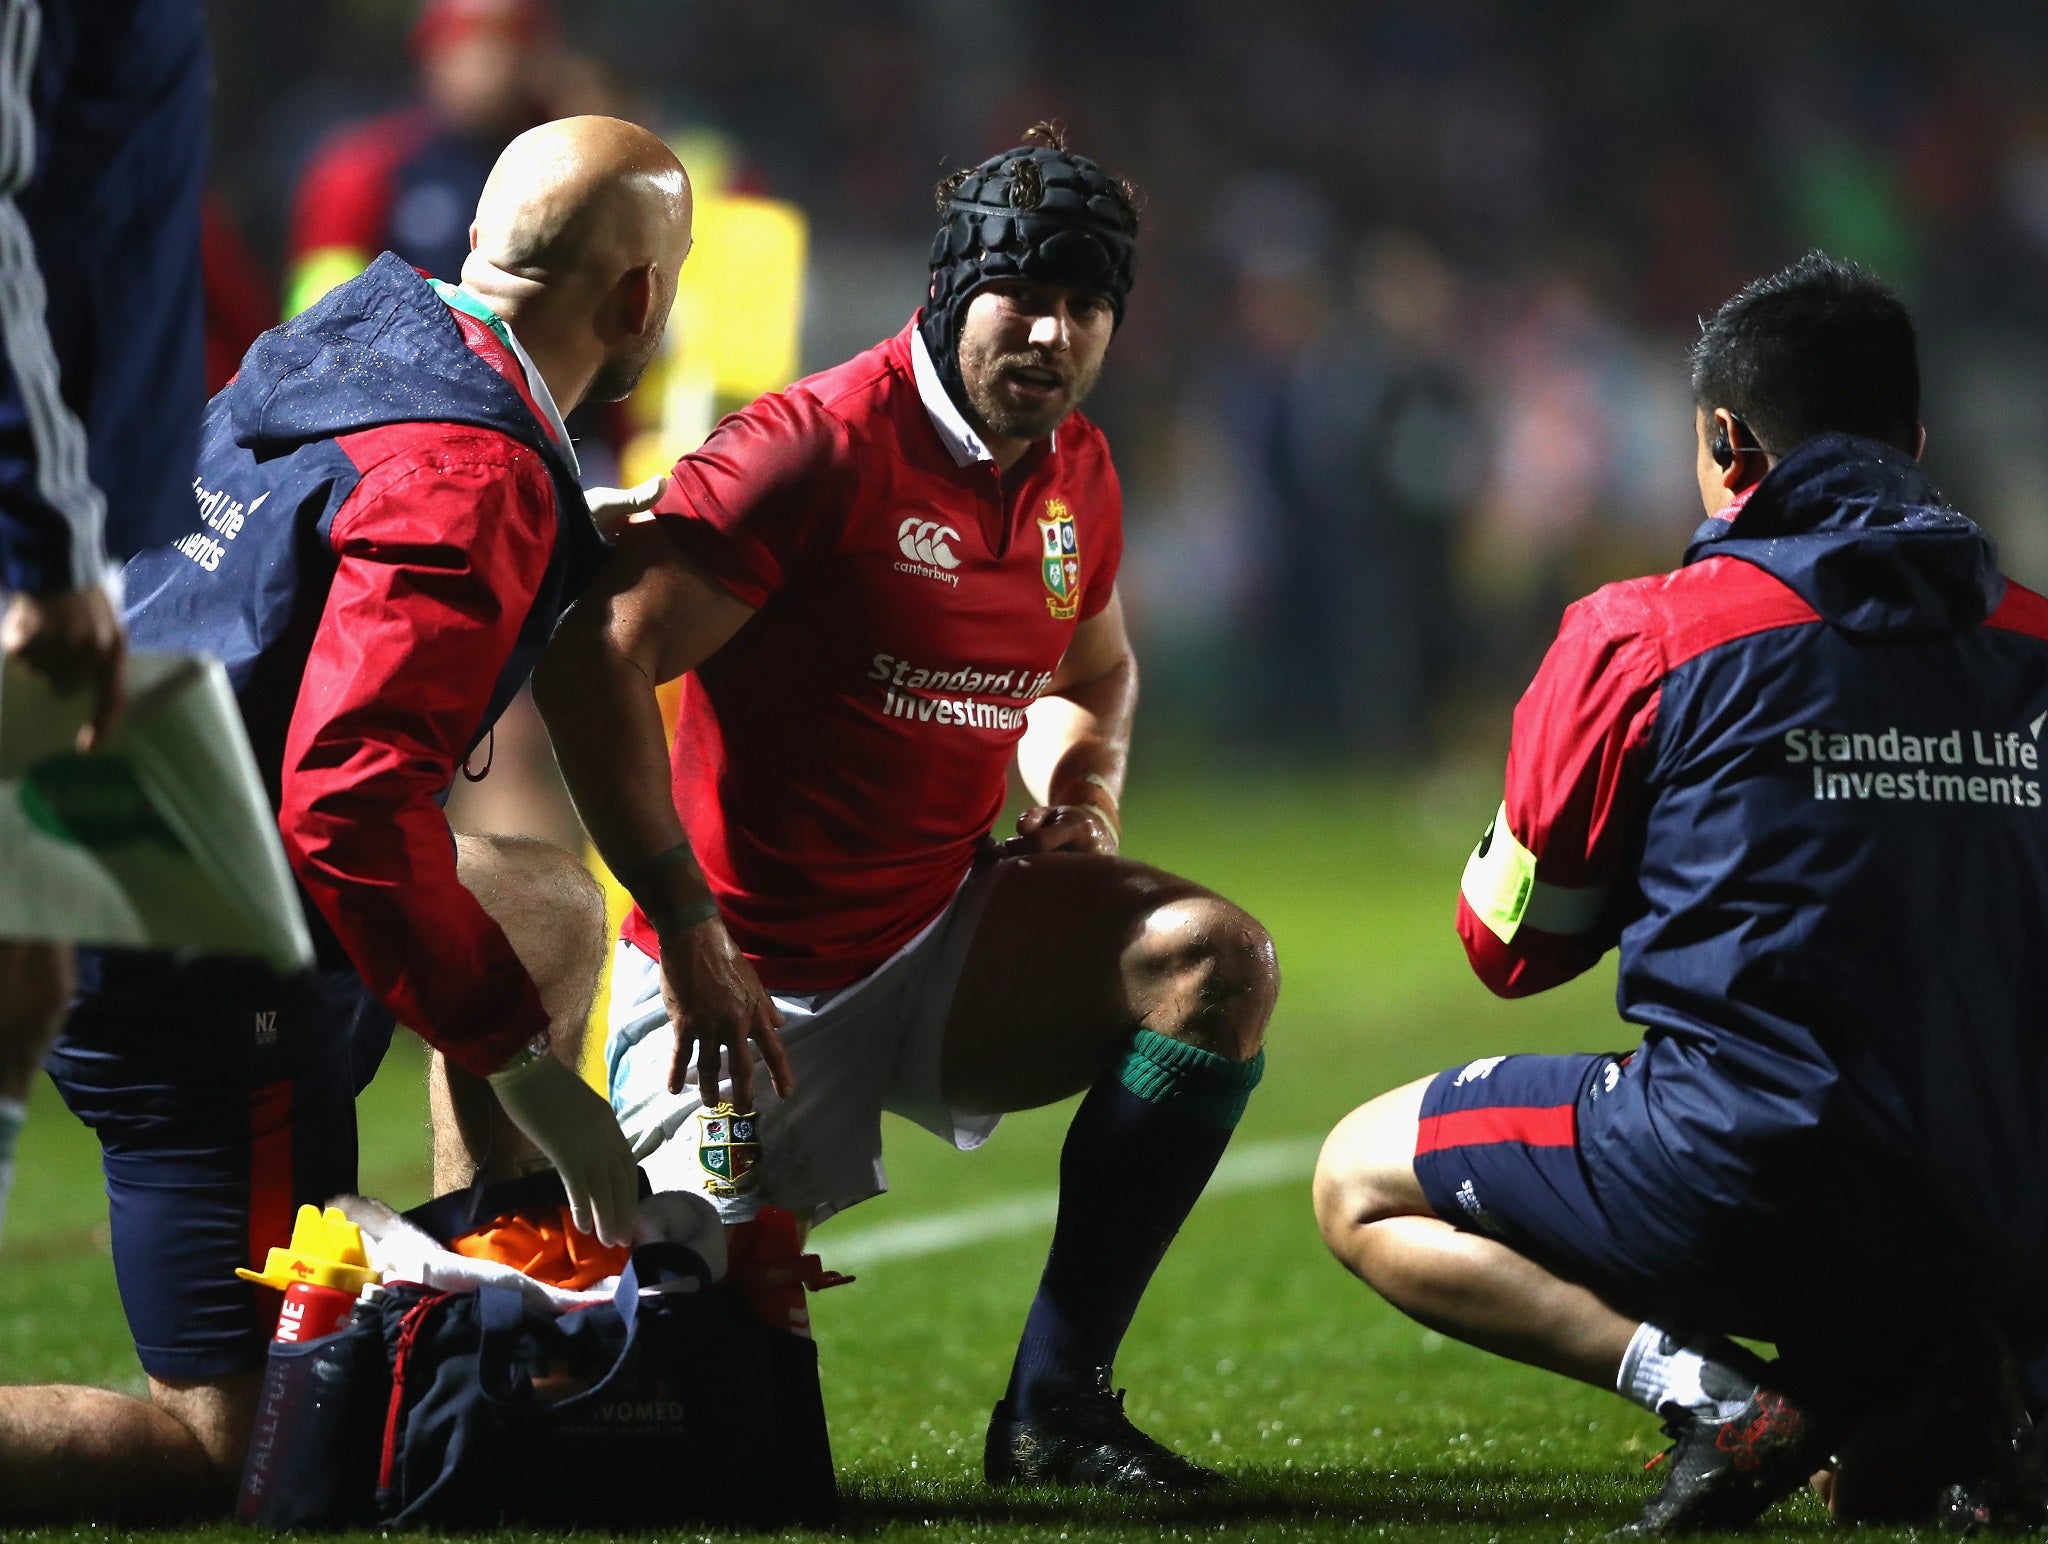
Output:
[
  {"xmin": 486, "ymin": 1051, "xmax": 640, "ymax": 1247},
  {"xmin": 2, "ymin": 586, "xmax": 128, "ymax": 751},
  {"xmin": 657, "ymin": 917, "xmax": 794, "ymax": 1110},
  {"xmin": 997, "ymin": 803, "xmax": 1119, "ymax": 857}
]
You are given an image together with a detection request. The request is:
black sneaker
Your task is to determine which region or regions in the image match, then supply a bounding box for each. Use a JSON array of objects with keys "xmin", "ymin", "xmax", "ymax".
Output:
[
  {"xmin": 1617, "ymin": 1384, "xmax": 1829, "ymax": 1535},
  {"xmin": 984, "ymin": 1371, "xmax": 1224, "ymax": 1493}
]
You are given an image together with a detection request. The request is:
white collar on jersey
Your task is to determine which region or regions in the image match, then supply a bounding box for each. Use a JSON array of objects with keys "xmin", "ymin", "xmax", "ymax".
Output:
[{"xmin": 910, "ymin": 326, "xmax": 1055, "ymax": 468}]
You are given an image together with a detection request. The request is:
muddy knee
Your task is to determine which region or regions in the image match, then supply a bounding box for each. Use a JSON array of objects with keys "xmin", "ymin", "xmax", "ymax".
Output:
[{"xmin": 1125, "ymin": 894, "xmax": 1278, "ymax": 1060}]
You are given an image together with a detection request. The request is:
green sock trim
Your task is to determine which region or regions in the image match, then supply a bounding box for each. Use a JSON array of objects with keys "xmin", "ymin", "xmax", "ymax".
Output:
[{"xmin": 1114, "ymin": 1029, "xmax": 1264, "ymax": 1129}]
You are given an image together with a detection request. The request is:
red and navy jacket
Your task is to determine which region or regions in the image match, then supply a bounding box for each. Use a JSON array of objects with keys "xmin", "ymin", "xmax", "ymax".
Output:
[
  {"xmin": 1459, "ymin": 433, "xmax": 2048, "ymax": 1298},
  {"xmin": 93, "ymin": 253, "xmax": 605, "ymax": 1075}
]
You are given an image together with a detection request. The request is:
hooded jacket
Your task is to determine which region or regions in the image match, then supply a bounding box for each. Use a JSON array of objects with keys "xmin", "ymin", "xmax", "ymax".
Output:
[
  {"xmin": 1456, "ymin": 433, "xmax": 2048, "ymax": 1317},
  {"xmin": 106, "ymin": 253, "xmax": 605, "ymax": 1075}
]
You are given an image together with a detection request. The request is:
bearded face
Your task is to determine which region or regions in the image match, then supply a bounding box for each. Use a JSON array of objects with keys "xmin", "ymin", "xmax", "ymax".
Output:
[{"xmin": 955, "ymin": 280, "xmax": 1113, "ymax": 446}]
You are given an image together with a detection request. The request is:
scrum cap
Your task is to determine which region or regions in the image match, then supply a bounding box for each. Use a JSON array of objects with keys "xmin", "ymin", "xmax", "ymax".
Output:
[{"xmin": 920, "ymin": 131, "xmax": 1138, "ymax": 411}]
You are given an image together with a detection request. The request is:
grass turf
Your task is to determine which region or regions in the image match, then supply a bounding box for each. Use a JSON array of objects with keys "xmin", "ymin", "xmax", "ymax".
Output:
[{"xmin": 0, "ymin": 766, "xmax": 1867, "ymax": 1541}]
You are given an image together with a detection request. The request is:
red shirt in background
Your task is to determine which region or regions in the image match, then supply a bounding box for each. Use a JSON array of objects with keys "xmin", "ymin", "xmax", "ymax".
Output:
[{"xmin": 201, "ymin": 194, "xmax": 275, "ymax": 393}]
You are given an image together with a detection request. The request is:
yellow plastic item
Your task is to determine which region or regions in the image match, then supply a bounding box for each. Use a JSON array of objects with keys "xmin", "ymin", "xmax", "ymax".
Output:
[
  {"xmin": 674, "ymin": 193, "xmax": 807, "ymax": 404},
  {"xmin": 625, "ymin": 190, "xmax": 809, "ymax": 470},
  {"xmin": 283, "ymin": 246, "xmax": 373, "ymax": 321},
  {"xmin": 235, "ymin": 1203, "xmax": 381, "ymax": 1294}
]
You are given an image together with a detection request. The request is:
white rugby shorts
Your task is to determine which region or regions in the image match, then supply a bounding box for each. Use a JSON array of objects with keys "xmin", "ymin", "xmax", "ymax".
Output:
[{"xmin": 607, "ymin": 863, "xmax": 1006, "ymax": 1224}]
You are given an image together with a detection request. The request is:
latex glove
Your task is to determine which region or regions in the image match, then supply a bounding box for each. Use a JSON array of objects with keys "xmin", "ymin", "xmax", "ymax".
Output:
[
  {"xmin": 486, "ymin": 1052, "xmax": 638, "ymax": 1247},
  {"xmin": 583, "ymin": 474, "xmax": 667, "ymax": 536}
]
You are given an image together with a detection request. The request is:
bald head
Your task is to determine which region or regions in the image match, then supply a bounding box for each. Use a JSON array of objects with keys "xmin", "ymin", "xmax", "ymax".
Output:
[
  {"xmin": 471, "ymin": 115, "xmax": 690, "ymax": 281},
  {"xmin": 462, "ymin": 116, "xmax": 692, "ymax": 411}
]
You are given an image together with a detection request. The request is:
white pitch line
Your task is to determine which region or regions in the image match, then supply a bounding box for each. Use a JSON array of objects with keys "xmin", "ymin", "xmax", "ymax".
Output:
[{"xmin": 821, "ymin": 1134, "xmax": 1326, "ymax": 1269}]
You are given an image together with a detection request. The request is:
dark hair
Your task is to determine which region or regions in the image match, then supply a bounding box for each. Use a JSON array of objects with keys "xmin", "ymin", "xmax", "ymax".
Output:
[
  {"xmin": 932, "ymin": 121, "xmax": 1141, "ymax": 234},
  {"xmin": 1690, "ymin": 252, "xmax": 1920, "ymax": 456}
]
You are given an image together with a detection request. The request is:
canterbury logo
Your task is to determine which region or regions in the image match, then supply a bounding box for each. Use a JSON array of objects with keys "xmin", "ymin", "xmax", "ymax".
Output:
[{"xmin": 897, "ymin": 519, "xmax": 961, "ymax": 570}]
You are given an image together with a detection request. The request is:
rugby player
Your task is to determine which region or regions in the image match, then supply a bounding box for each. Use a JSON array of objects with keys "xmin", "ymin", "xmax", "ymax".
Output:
[
  {"xmin": 1313, "ymin": 253, "xmax": 2048, "ymax": 1533},
  {"xmin": 536, "ymin": 124, "xmax": 1280, "ymax": 1492},
  {"xmin": 0, "ymin": 118, "xmax": 687, "ymax": 1522},
  {"xmin": 0, "ymin": 0, "xmax": 208, "ymax": 1246}
]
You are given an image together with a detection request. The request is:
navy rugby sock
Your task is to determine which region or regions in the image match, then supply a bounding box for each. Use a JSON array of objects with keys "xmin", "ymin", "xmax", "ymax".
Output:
[{"xmin": 1003, "ymin": 1030, "xmax": 1263, "ymax": 1419}]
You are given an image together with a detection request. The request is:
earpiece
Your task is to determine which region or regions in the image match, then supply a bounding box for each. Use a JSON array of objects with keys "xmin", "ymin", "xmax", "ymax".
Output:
[{"xmin": 1711, "ymin": 415, "xmax": 1764, "ymax": 472}]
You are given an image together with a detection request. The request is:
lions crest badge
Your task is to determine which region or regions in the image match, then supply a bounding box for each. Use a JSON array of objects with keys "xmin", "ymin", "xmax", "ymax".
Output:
[
  {"xmin": 1037, "ymin": 500, "xmax": 1081, "ymax": 619},
  {"xmin": 696, "ymin": 1102, "xmax": 760, "ymax": 1197}
]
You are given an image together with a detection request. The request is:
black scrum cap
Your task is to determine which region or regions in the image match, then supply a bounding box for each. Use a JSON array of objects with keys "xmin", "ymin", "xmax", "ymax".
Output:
[{"xmin": 920, "ymin": 138, "xmax": 1138, "ymax": 414}]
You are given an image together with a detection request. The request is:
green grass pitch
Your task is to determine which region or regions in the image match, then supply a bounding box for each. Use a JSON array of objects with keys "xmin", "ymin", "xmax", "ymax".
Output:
[{"xmin": 0, "ymin": 767, "xmax": 1900, "ymax": 1540}]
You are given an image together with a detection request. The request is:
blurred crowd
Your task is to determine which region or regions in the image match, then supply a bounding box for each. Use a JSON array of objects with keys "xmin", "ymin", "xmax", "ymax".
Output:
[{"xmin": 204, "ymin": 0, "xmax": 2048, "ymax": 763}]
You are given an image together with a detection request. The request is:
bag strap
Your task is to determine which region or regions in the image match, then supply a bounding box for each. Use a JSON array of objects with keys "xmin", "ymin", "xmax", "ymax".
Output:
[
  {"xmin": 613, "ymin": 1242, "xmax": 715, "ymax": 1333},
  {"xmin": 479, "ymin": 1286, "xmax": 529, "ymax": 1338},
  {"xmin": 377, "ymin": 1291, "xmax": 450, "ymax": 1495},
  {"xmin": 472, "ymin": 1284, "xmax": 549, "ymax": 1399},
  {"xmin": 385, "ymin": 1246, "xmax": 714, "ymax": 1440},
  {"xmin": 467, "ymin": 1251, "xmax": 711, "ymax": 1396}
]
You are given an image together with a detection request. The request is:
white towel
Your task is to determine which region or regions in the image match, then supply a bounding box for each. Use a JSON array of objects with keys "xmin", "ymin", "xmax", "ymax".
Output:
[{"xmin": 330, "ymin": 1189, "xmax": 728, "ymax": 1315}]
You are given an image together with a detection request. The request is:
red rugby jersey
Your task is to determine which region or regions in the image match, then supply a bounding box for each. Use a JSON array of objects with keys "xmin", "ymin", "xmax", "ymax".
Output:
[{"xmin": 620, "ymin": 319, "xmax": 1124, "ymax": 991}]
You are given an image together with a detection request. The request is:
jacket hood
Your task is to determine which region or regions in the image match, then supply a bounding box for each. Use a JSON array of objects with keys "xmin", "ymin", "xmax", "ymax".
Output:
[
  {"xmin": 222, "ymin": 252, "xmax": 566, "ymax": 468},
  {"xmin": 1685, "ymin": 431, "xmax": 2003, "ymax": 640}
]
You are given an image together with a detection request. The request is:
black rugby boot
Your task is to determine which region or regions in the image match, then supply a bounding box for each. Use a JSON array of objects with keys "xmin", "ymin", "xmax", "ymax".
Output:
[
  {"xmin": 1929, "ymin": 1322, "xmax": 2048, "ymax": 1534},
  {"xmin": 1617, "ymin": 1382, "xmax": 1830, "ymax": 1535},
  {"xmin": 1825, "ymin": 1321, "xmax": 2048, "ymax": 1531},
  {"xmin": 984, "ymin": 1369, "xmax": 1223, "ymax": 1493}
]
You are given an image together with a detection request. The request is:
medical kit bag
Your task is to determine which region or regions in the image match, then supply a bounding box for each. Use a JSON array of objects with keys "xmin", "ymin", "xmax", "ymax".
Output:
[{"xmin": 235, "ymin": 1187, "xmax": 836, "ymax": 1530}]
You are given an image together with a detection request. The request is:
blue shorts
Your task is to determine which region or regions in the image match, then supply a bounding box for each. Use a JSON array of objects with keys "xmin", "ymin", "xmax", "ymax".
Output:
[
  {"xmin": 47, "ymin": 966, "xmax": 393, "ymax": 1380},
  {"xmin": 1409, "ymin": 1051, "xmax": 1998, "ymax": 1384},
  {"xmin": 1411, "ymin": 1051, "xmax": 1650, "ymax": 1306}
]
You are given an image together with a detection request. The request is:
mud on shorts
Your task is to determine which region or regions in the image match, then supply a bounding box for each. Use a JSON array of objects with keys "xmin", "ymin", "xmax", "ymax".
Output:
[{"xmin": 608, "ymin": 864, "xmax": 1007, "ymax": 1226}]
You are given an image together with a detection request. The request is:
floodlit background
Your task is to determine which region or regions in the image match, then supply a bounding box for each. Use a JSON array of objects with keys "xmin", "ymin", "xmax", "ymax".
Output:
[
  {"xmin": 204, "ymin": 0, "xmax": 2048, "ymax": 773},
  {"xmin": 7, "ymin": 6, "xmax": 2045, "ymax": 1538}
]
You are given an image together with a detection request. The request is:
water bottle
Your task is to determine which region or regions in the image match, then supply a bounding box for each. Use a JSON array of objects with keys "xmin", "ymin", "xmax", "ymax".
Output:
[{"xmin": 235, "ymin": 1207, "xmax": 384, "ymax": 1525}]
